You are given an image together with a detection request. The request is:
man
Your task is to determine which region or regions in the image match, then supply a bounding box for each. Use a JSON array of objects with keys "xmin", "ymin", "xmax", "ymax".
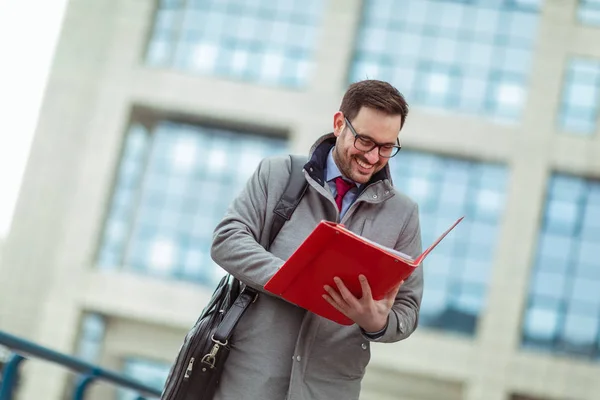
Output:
[{"xmin": 210, "ymin": 79, "xmax": 423, "ymax": 400}]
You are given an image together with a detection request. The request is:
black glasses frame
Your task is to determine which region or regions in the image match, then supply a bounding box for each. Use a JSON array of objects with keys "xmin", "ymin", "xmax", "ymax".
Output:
[{"xmin": 344, "ymin": 117, "xmax": 402, "ymax": 158}]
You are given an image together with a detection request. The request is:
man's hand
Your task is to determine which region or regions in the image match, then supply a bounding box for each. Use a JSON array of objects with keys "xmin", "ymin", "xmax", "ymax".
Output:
[{"xmin": 323, "ymin": 275, "xmax": 403, "ymax": 333}]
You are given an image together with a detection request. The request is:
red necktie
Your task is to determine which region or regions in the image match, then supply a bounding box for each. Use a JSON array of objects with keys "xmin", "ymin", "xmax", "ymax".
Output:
[{"xmin": 334, "ymin": 177, "xmax": 355, "ymax": 211}]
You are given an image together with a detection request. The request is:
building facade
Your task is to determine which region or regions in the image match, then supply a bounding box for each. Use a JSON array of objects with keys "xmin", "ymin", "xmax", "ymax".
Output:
[{"xmin": 1, "ymin": 0, "xmax": 600, "ymax": 399}]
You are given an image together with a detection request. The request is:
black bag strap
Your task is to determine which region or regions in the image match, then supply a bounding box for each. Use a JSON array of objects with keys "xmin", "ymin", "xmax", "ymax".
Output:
[
  {"xmin": 269, "ymin": 154, "xmax": 309, "ymax": 250},
  {"xmin": 212, "ymin": 287, "xmax": 257, "ymax": 344},
  {"xmin": 213, "ymin": 154, "xmax": 308, "ymax": 344}
]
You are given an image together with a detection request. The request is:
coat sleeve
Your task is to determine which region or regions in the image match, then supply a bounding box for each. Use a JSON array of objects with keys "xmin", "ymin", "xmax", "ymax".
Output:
[
  {"xmin": 363, "ymin": 202, "xmax": 424, "ymax": 343},
  {"xmin": 210, "ymin": 157, "xmax": 285, "ymax": 294}
]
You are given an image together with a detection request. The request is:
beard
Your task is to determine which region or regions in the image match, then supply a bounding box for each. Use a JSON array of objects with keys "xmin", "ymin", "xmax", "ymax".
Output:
[{"xmin": 334, "ymin": 146, "xmax": 380, "ymax": 184}]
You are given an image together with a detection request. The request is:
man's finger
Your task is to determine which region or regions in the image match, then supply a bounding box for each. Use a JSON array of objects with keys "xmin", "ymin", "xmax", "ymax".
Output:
[
  {"xmin": 333, "ymin": 277, "xmax": 359, "ymax": 307},
  {"xmin": 322, "ymin": 294, "xmax": 347, "ymax": 316},
  {"xmin": 324, "ymin": 284, "xmax": 346, "ymax": 308},
  {"xmin": 358, "ymin": 275, "xmax": 372, "ymax": 300}
]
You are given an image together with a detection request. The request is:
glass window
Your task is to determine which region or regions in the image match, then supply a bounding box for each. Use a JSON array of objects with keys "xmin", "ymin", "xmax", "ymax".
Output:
[
  {"xmin": 522, "ymin": 174, "xmax": 600, "ymax": 359},
  {"xmin": 97, "ymin": 120, "xmax": 288, "ymax": 286},
  {"xmin": 389, "ymin": 152, "xmax": 508, "ymax": 335},
  {"xmin": 145, "ymin": 0, "xmax": 325, "ymax": 88},
  {"xmin": 578, "ymin": 0, "xmax": 600, "ymax": 26},
  {"xmin": 557, "ymin": 57, "xmax": 600, "ymax": 135},
  {"xmin": 349, "ymin": 0, "xmax": 544, "ymax": 122},
  {"xmin": 75, "ymin": 313, "xmax": 106, "ymax": 363},
  {"xmin": 119, "ymin": 358, "xmax": 170, "ymax": 400}
]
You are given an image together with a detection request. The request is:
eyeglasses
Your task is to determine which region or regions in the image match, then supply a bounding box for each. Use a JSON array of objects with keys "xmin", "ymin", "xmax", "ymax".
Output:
[{"xmin": 344, "ymin": 117, "xmax": 402, "ymax": 158}]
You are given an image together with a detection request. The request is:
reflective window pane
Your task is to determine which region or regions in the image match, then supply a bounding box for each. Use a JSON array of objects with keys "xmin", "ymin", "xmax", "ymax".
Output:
[
  {"xmin": 389, "ymin": 152, "xmax": 508, "ymax": 335},
  {"xmin": 97, "ymin": 121, "xmax": 288, "ymax": 286},
  {"xmin": 146, "ymin": 0, "xmax": 325, "ymax": 87},
  {"xmin": 119, "ymin": 358, "xmax": 170, "ymax": 400},
  {"xmin": 578, "ymin": 0, "xmax": 600, "ymax": 26},
  {"xmin": 558, "ymin": 58, "xmax": 600, "ymax": 135},
  {"xmin": 350, "ymin": 0, "xmax": 543, "ymax": 122},
  {"xmin": 75, "ymin": 313, "xmax": 106, "ymax": 363},
  {"xmin": 522, "ymin": 174, "xmax": 600, "ymax": 359}
]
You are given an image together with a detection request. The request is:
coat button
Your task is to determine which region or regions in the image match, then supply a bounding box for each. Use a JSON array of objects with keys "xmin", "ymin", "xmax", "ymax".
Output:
[
  {"xmin": 372, "ymin": 194, "xmax": 378, "ymax": 199},
  {"xmin": 384, "ymin": 190, "xmax": 389, "ymax": 194},
  {"xmin": 296, "ymin": 355, "xmax": 301, "ymax": 362},
  {"xmin": 361, "ymin": 343, "xmax": 368, "ymax": 350}
]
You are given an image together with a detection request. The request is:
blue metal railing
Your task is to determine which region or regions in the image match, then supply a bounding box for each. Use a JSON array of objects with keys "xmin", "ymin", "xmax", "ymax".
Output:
[{"xmin": 0, "ymin": 330, "xmax": 163, "ymax": 400}]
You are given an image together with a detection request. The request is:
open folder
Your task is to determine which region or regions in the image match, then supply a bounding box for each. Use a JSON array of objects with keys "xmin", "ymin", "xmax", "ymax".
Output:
[{"xmin": 264, "ymin": 216, "xmax": 464, "ymax": 325}]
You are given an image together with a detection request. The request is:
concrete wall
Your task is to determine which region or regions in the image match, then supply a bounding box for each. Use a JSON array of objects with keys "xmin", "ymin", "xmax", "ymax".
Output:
[{"xmin": 1, "ymin": 0, "xmax": 599, "ymax": 399}]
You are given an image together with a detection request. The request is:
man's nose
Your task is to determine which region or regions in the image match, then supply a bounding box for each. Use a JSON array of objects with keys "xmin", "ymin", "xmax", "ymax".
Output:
[{"xmin": 364, "ymin": 147, "xmax": 379, "ymax": 164}]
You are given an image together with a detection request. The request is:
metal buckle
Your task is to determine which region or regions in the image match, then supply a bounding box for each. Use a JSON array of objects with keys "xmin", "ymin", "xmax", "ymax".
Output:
[
  {"xmin": 200, "ymin": 349, "xmax": 217, "ymax": 369},
  {"xmin": 200, "ymin": 336, "xmax": 229, "ymax": 369},
  {"xmin": 211, "ymin": 334, "xmax": 228, "ymax": 347}
]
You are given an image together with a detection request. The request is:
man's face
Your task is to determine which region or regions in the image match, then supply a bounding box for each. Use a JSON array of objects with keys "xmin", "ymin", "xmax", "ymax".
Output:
[{"xmin": 332, "ymin": 107, "xmax": 402, "ymax": 185}]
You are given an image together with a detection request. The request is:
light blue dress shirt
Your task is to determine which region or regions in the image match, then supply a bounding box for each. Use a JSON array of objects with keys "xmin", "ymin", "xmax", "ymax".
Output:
[{"xmin": 325, "ymin": 148, "xmax": 360, "ymax": 220}]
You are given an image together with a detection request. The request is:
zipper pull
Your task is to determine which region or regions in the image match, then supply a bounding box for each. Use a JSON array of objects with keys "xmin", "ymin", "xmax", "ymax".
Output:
[{"xmin": 184, "ymin": 357, "xmax": 195, "ymax": 380}]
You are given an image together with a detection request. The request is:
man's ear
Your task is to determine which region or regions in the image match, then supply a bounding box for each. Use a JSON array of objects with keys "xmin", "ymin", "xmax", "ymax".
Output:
[{"xmin": 333, "ymin": 111, "xmax": 345, "ymax": 137}]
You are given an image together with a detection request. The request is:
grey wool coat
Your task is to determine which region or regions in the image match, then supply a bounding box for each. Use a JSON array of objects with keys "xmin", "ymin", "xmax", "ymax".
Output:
[{"xmin": 210, "ymin": 133, "xmax": 424, "ymax": 400}]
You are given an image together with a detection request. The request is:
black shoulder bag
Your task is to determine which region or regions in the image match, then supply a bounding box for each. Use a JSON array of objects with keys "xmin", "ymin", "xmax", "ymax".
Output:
[{"xmin": 160, "ymin": 155, "xmax": 309, "ymax": 400}]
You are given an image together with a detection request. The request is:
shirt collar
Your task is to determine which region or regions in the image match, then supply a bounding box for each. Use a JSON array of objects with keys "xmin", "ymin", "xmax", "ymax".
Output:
[{"xmin": 326, "ymin": 147, "xmax": 359, "ymax": 188}]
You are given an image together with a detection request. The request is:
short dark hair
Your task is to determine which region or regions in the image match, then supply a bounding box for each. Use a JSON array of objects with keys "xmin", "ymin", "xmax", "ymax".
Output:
[{"xmin": 339, "ymin": 80, "xmax": 409, "ymax": 129}]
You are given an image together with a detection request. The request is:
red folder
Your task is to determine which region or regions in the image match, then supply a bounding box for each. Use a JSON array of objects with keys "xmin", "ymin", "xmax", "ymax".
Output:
[{"xmin": 264, "ymin": 216, "xmax": 464, "ymax": 325}]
